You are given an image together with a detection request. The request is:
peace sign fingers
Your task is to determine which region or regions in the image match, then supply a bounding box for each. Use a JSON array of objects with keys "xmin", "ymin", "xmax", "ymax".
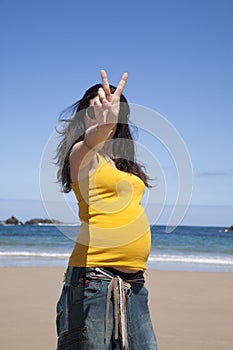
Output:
[
  {"xmin": 98, "ymin": 70, "xmax": 128, "ymax": 125},
  {"xmin": 100, "ymin": 70, "xmax": 128, "ymax": 103},
  {"xmin": 100, "ymin": 70, "xmax": 111, "ymax": 101},
  {"xmin": 113, "ymin": 72, "xmax": 128, "ymax": 100}
]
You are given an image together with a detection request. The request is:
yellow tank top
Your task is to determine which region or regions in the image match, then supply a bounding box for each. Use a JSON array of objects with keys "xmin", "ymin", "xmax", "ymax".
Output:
[{"xmin": 68, "ymin": 153, "xmax": 151, "ymax": 270}]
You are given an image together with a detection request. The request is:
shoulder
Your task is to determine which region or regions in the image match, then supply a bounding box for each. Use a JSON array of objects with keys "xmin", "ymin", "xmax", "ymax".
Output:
[
  {"xmin": 69, "ymin": 141, "xmax": 83, "ymax": 157},
  {"xmin": 69, "ymin": 141, "xmax": 99, "ymax": 182}
]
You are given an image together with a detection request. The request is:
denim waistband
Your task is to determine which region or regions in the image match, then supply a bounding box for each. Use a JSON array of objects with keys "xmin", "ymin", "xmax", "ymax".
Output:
[{"xmin": 65, "ymin": 266, "xmax": 145, "ymax": 286}]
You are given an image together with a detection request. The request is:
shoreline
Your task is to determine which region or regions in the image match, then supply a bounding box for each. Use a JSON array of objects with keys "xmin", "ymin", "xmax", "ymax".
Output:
[
  {"xmin": 1, "ymin": 224, "xmax": 233, "ymax": 272},
  {"xmin": 0, "ymin": 267, "xmax": 233, "ymax": 350},
  {"xmin": 1, "ymin": 260, "xmax": 233, "ymax": 272}
]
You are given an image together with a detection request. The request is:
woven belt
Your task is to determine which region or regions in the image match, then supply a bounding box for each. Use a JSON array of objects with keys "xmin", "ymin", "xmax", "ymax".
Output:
[{"xmin": 95, "ymin": 268, "xmax": 130, "ymax": 349}]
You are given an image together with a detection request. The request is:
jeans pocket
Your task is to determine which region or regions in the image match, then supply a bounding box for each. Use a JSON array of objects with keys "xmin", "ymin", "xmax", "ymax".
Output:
[
  {"xmin": 70, "ymin": 279, "xmax": 103, "ymax": 305},
  {"xmin": 57, "ymin": 326, "xmax": 88, "ymax": 349}
]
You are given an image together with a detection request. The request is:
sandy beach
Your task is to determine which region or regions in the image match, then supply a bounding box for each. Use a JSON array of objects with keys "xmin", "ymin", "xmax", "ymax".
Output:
[{"xmin": 0, "ymin": 267, "xmax": 233, "ymax": 350}]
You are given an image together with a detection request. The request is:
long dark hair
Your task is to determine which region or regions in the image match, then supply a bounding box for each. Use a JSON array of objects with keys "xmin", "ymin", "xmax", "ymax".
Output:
[{"xmin": 55, "ymin": 83, "xmax": 151, "ymax": 193}]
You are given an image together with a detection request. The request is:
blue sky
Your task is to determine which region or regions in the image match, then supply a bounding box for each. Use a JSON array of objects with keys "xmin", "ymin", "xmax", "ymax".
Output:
[{"xmin": 1, "ymin": 0, "xmax": 233, "ymax": 226}]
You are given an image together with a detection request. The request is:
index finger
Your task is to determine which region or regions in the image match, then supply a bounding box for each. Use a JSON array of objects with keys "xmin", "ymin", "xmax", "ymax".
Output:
[
  {"xmin": 100, "ymin": 70, "xmax": 111, "ymax": 100},
  {"xmin": 113, "ymin": 72, "xmax": 128, "ymax": 98}
]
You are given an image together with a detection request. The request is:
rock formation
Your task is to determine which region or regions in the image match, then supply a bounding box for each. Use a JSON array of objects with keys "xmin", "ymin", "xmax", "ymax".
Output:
[
  {"xmin": 24, "ymin": 218, "xmax": 64, "ymax": 225},
  {"xmin": 3, "ymin": 216, "xmax": 22, "ymax": 225}
]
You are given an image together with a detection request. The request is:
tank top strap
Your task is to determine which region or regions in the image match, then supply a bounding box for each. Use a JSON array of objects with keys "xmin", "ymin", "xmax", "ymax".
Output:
[{"xmin": 97, "ymin": 152, "xmax": 107, "ymax": 166}]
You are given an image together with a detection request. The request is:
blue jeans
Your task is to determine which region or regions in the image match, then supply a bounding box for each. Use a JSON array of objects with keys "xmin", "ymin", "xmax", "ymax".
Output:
[{"xmin": 56, "ymin": 267, "xmax": 158, "ymax": 349}]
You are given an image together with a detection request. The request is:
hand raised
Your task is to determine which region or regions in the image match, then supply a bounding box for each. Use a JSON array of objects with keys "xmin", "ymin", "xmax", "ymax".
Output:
[
  {"xmin": 93, "ymin": 70, "xmax": 128, "ymax": 126},
  {"xmin": 100, "ymin": 69, "xmax": 128, "ymax": 102}
]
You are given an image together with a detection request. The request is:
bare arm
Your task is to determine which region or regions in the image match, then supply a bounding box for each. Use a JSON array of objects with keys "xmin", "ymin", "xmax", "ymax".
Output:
[{"xmin": 69, "ymin": 70, "xmax": 128, "ymax": 182}]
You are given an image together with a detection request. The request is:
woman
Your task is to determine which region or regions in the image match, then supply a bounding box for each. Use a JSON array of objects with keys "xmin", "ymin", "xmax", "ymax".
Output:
[{"xmin": 55, "ymin": 70, "xmax": 158, "ymax": 349}]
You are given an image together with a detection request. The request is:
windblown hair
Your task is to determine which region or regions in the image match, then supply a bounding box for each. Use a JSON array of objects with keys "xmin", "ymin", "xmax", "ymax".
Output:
[{"xmin": 55, "ymin": 83, "xmax": 151, "ymax": 193}]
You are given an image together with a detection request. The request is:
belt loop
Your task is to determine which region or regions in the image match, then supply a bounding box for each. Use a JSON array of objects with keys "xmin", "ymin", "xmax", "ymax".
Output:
[{"xmin": 65, "ymin": 266, "xmax": 73, "ymax": 284}]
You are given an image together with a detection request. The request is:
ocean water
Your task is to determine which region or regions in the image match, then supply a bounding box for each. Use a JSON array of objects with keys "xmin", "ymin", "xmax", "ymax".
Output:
[{"xmin": 0, "ymin": 224, "xmax": 233, "ymax": 272}]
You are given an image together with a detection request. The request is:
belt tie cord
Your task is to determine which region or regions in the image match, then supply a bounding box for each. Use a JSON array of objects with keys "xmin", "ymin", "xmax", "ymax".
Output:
[{"xmin": 94, "ymin": 268, "xmax": 131, "ymax": 349}]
